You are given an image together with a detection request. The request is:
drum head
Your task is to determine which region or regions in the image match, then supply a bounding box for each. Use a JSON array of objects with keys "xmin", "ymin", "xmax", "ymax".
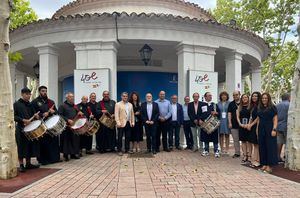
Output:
[
  {"xmin": 24, "ymin": 120, "xmax": 42, "ymax": 132},
  {"xmin": 45, "ymin": 115, "xmax": 60, "ymax": 128},
  {"xmin": 71, "ymin": 118, "xmax": 87, "ymax": 129}
]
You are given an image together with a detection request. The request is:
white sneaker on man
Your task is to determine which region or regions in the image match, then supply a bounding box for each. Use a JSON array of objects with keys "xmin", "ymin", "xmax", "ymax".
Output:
[
  {"xmin": 201, "ymin": 151, "xmax": 209, "ymax": 156},
  {"xmin": 215, "ymin": 150, "xmax": 220, "ymax": 158}
]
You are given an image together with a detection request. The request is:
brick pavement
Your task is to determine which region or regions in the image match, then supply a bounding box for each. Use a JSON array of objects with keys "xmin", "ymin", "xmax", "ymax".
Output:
[{"xmin": 1, "ymin": 149, "xmax": 300, "ymax": 198}]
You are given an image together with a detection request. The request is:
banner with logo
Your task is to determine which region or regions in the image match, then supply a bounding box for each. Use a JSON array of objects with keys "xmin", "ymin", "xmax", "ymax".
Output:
[
  {"xmin": 188, "ymin": 70, "xmax": 218, "ymax": 103},
  {"xmin": 74, "ymin": 69, "xmax": 110, "ymax": 104}
]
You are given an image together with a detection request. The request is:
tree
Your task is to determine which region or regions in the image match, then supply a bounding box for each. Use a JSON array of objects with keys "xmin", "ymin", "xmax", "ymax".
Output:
[
  {"xmin": 213, "ymin": 0, "xmax": 299, "ymax": 98},
  {"xmin": 9, "ymin": 0, "xmax": 38, "ymax": 62},
  {"xmin": 0, "ymin": 0, "xmax": 18, "ymax": 179},
  {"xmin": 286, "ymin": 15, "xmax": 300, "ymax": 171}
]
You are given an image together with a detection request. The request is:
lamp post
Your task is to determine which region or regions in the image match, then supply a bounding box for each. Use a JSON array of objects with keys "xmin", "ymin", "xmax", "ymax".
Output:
[{"xmin": 139, "ymin": 44, "xmax": 153, "ymax": 66}]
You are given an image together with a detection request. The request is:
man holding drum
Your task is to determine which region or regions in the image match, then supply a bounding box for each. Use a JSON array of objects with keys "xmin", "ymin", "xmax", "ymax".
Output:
[
  {"xmin": 58, "ymin": 92, "xmax": 83, "ymax": 161},
  {"xmin": 31, "ymin": 86, "xmax": 61, "ymax": 165},
  {"xmin": 13, "ymin": 87, "xmax": 40, "ymax": 172},
  {"xmin": 77, "ymin": 95, "xmax": 94, "ymax": 155}
]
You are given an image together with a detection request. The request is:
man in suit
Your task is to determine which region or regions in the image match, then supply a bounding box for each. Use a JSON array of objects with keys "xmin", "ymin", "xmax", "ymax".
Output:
[
  {"xmin": 141, "ymin": 93, "xmax": 160, "ymax": 154},
  {"xmin": 115, "ymin": 92, "xmax": 135, "ymax": 156},
  {"xmin": 188, "ymin": 92, "xmax": 204, "ymax": 152},
  {"xmin": 169, "ymin": 94, "xmax": 183, "ymax": 150}
]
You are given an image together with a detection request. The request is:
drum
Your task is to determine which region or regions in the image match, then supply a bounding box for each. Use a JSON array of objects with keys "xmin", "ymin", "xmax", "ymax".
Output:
[
  {"xmin": 200, "ymin": 115, "xmax": 220, "ymax": 134},
  {"xmin": 99, "ymin": 113, "xmax": 116, "ymax": 129},
  {"xmin": 23, "ymin": 120, "xmax": 47, "ymax": 141},
  {"xmin": 71, "ymin": 118, "xmax": 89, "ymax": 135},
  {"xmin": 87, "ymin": 120, "xmax": 100, "ymax": 136},
  {"xmin": 45, "ymin": 115, "xmax": 66, "ymax": 136}
]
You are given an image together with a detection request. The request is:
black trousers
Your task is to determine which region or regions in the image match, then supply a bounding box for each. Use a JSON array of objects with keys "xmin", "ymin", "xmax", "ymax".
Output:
[
  {"xmin": 183, "ymin": 121, "xmax": 194, "ymax": 149},
  {"xmin": 145, "ymin": 123, "xmax": 157, "ymax": 151},
  {"xmin": 156, "ymin": 120, "xmax": 169, "ymax": 150},
  {"xmin": 169, "ymin": 121, "xmax": 180, "ymax": 148},
  {"xmin": 80, "ymin": 135, "xmax": 93, "ymax": 151},
  {"xmin": 117, "ymin": 122, "xmax": 131, "ymax": 152}
]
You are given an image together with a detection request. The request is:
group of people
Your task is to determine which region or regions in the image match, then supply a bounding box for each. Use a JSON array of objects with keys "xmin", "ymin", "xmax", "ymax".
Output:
[{"xmin": 14, "ymin": 86, "xmax": 289, "ymax": 174}]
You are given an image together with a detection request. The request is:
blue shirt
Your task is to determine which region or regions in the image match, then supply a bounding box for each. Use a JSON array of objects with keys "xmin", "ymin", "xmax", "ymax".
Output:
[
  {"xmin": 147, "ymin": 102, "xmax": 153, "ymax": 120},
  {"xmin": 155, "ymin": 99, "xmax": 172, "ymax": 120},
  {"xmin": 276, "ymin": 100, "xmax": 289, "ymax": 132},
  {"xmin": 183, "ymin": 104, "xmax": 190, "ymax": 121}
]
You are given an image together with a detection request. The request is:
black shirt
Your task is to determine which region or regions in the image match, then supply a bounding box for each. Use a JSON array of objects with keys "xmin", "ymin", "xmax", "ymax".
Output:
[
  {"xmin": 77, "ymin": 102, "xmax": 91, "ymax": 119},
  {"xmin": 88, "ymin": 101, "xmax": 99, "ymax": 119},
  {"xmin": 14, "ymin": 98, "xmax": 36, "ymax": 128},
  {"xmin": 58, "ymin": 101, "xmax": 79, "ymax": 121},
  {"xmin": 228, "ymin": 101, "xmax": 240, "ymax": 129},
  {"xmin": 31, "ymin": 96, "xmax": 57, "ymax": 118}
]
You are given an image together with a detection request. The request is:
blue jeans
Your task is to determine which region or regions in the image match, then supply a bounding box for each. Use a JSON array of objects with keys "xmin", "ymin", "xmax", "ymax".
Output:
[
  {"xmin": 204, "ymin": 142, "xmax": 219, "ymax": 153},
  {"xmin": 169, "ymin": 121, "xmax": 180, "ymax": 148}
]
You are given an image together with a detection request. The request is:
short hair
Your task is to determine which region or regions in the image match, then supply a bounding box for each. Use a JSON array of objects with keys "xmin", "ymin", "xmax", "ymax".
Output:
[
  {"xmin": 103, "ymin": 90, "xmax": 109, "ymax": 95},
  {"xmin": 281, "ymin": 93, "xmax": 290, "ymax": 101},
  {"xmin": 121, "ymin": 92, "xmax": 128, "ymax": 96},
  {"xmin": 171, "ymin": 94, "xmax": 177, "ymax": 98},
  {"xmin": 192, "ymin": 92, "xmax": 199, "ymax": 97},
  {"xmin": 65, "ymin": 92, "xmax": 73, "ymax": 98},
  {"xmin": 38, "ymin": 86, "xmax": 47, "ymax": 92},
  {"xmin": 21, "ymin": 87, "xmax": 31, "ymax": 94},
  {"xmin": 219, "ymin": 91, "xmax": 229, "ymax": 101},
  {"xmin": 90, "ymin": 92, "xmax": 96, "ymax": 96},
  {"xmin": 184, "ymin": 96, "xmax": 190, "ymax": 100},
  {"xmin": 204, "ymin": 92, "xmax": 211, "ymax": 97}
]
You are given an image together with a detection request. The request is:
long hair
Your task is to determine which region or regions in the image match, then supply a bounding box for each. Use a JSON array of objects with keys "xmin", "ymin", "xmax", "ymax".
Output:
[
  {"xmin": 248, "ymin": 92, "xmax": 261, "ymax": 111},
  {"xmin": 129, "ymin": 91, "xmax": 140, "ymax": 106},
  {"xmin": 238, "ymin": 94, "xmax": 249, "ymax": 112},
  {"xmin": 258, "ymin": 92, "xmax": 274, "ymax": 110}
]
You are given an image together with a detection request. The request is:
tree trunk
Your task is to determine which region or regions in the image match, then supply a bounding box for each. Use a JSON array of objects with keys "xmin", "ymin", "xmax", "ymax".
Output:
[
  {"xmin": 0, "ymin": 0, "xmax": 18, "ymax": 179},
  {"xmin": 286, "ymin": 15, "xmax": 300, "ymax": 171}
]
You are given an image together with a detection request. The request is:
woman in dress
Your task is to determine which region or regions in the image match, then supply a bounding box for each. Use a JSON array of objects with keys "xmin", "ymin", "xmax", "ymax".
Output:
[
  {"xmin": 129, "ymin": 92, "xmax": 143, "ymax": 152},
  {"xmin": 217, "ymin": 91, "xmax": 230, "ymax": 154},
  {"xmin": 236, "ymin": 94, "xmax": 251, "ymax": 163},
  {"xmin": 257, "ymin": 93, "xmax": 278, "ymax": 173},
  {"xmin": 246, "ymin": 92, "xmax": 261, "ymax": 167}
]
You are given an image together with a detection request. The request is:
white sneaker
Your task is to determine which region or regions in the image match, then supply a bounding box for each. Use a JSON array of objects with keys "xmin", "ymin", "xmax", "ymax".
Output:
[
  {"xmin": 215, "ymin": 150, "xmax": 220, "ymax": 158},
  {"xmin": 201, "ymin": 151, "xmax": 209, "ymax": 156}
]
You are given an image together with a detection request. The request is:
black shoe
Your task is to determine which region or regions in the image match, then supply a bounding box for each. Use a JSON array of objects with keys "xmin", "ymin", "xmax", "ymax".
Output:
[
  {"xmin": 152, "ymin": 151, "xmax": 157, "ymax": 155},
  {"xmin": 63, "ymin": 154, "xmax": 69, "ymax": 161},
  {"xmin": 19, "ymin": 164, "xmax": 26, "ymax": 173},
  {"xmin": 86, "ymin": 150, "xmax": 94, "ymax": 155},
  {"xmin": 71, "ymin": 154, "xmax": 80, "ymax": 159},
  {"xmin": 79, "ymin": 153, "xmax": 83, "ymax": 157},
  {"xmin": 147, "ymin": 149, "xmax": 152, "ymax": 153},
  {"xmin": 278, "ymin": 158, "xmax": 285, "ymax": 163},
  {"xmin": 232, "ymin": 154, "xmax": 240, "ymax": 158},
  {"xmin": 156, "ymin": 149, "xmax": 160, "ymax": 153},
  {"xmin": 25, "ymin": 163, "xmax": 40, "ymax": 169},
  {"xmin": 163, "ymin": 149, "xmax": 171, "ymax": 152},
  {"xmin": 169, "ymin": 146, "xmax": 173, "ymax": 150},
  {"xmin": 176, "ymin": 147, "xmax": 181, "ymax": 150}
]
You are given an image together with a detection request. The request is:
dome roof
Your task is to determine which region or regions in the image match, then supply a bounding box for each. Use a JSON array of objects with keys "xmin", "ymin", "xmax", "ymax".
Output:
[{"xmin": 53, "ymin": 0, "xmax": 214, "ymax": 21}]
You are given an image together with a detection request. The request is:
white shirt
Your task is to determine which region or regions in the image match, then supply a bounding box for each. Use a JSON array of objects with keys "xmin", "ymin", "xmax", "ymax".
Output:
[
  {"xmin": 124, "ymin": 102, "xmax": 130, "ymax": 121},
  {"xmin": 147, "ymin": 102, "xmax": 153, "ymax": 120},
  {"xmin": 171, "ymin": 103, "xmax": 177, "ymax": 121}
]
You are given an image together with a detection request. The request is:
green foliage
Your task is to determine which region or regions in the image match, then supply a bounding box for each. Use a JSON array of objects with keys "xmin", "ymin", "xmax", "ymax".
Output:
[
  {"xmin": 213, "ymin": 0, "xmax": 300, "ymax": 96},
  {"xmin": 9, "ymin": 0, "xmax": 37, "ymax": 63},
  {"xmin": 10, "ymin": 0, "xmax": 38, "ymax": 30}
]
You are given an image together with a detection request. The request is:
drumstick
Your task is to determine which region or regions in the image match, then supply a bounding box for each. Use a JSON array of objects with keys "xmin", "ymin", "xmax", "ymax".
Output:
[{"xmin": 29, "ymin": 111, "xmax": 40, "ymax": 122}]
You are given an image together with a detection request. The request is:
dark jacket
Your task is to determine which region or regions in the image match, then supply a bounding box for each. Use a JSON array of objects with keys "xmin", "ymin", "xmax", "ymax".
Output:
[
  {"xmin": 77, "ymin": 102, "xmax": 92, "ymax": 119},
  {"xmin": 141, "ymin": 102, "xmax": 160, "ymax": 124},
  {"xmin": 171, "ymin": 103, "xmax": 184, "ymax": 125},
  {"xmin": 58, "ymin": 101, "xmax": 79, "ymax": 122},
  {"xmin": 14, "ymin": 98, "xmax": 36, "ymax": 128},
  {"xmin": 31, "ymin": 96, "xmax": 57, "ymax": 118},
  {"xmin": 188, "ymin": 101, "xmax": 203, "ymax": 127},
  {"xmin": 199, "ymin": 102, "xmax": 221, "ymax": 122}
]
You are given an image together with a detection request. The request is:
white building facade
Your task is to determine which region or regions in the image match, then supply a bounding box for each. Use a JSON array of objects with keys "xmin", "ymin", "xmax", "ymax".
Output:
[{"xmin": 9, "ymin": 0, "xmax": 269, "ymax": 104}]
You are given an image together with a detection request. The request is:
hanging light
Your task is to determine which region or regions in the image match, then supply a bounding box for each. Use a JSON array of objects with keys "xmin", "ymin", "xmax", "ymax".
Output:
[
  {"xmin": 139, "ymin": 44, "xmax": 153, "ymax": 66},
  {"xmin": 33, "ymin": 61, "xmax": 39, "ymax": 79}
]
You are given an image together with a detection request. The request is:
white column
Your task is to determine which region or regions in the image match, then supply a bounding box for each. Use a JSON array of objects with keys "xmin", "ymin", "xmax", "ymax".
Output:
[
  {"xmin": 15, "ymin": 70, "xmax": 26, "ymax": 100},
  {"xmin": 72, "ymin": 40, "xmax": 119, "ymax": 100},
  {"xmin": 36, "ymin": 43, "xmax": 59, "ymax": 104},
  {"xmin": 251, "ymin": 67, "xmax": 262, "ymax": 92},
  {"xmin": 225, "ymin": 52, "xmax": 243, "ymax": 99},
  {"xmin": 241, "ymin": 76, "xmax": 246, "ymax": 94},
  {"xmin": 176, "ymin": 43, "xmax": 216, "ymax": 103}
]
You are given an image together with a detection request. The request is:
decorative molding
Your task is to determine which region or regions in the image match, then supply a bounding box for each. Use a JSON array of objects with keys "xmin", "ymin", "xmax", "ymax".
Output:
[{"xmin": 35, "ymin": 43, "xmax": 59, "ymax": 56}]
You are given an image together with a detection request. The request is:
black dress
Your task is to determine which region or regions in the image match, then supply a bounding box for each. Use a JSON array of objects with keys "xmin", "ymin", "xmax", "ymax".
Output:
[
  {"xmin": 13, "ymin": 98, "xmax": 40, "ymax": 159},
  {"xmin": 130, "ymin": 103, "xmax": 144, "ymax": 142},
  {"xmin": 238, "ymin": 106, "xmax": 251, "ymax": 142},
  {"xmin": 31, "ymin": 96, "xmax": 60, "ymax": 164},
  {"xmin": 248, "ymin": 106, "xmax": 258, "ymax": 144},
  {"xmin": 58, "ymin": 101, "xmax": 80, "ymax": 155},
  {"xmin": 258, "ymin": 106, "xmax": 278, "ymax": 166}
]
